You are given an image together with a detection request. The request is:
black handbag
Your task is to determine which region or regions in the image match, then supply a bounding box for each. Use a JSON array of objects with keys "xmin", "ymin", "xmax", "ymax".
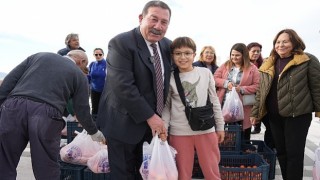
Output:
[{"xmin": 174, "ymin": 68, "xmax": 215, "ymax": 131}]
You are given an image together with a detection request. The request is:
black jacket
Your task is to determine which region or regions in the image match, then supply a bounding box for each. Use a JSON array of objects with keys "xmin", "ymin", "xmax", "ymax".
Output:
[
  {"xmin": 193, "ymin": 61, "xmax": 218, "ymax": 74},
  {"xmin": 57, "ymin": 46, "xmax": 85, "ymax": 56}
]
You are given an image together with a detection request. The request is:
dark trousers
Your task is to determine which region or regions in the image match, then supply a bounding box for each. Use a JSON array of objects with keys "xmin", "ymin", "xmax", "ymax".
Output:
[
  {"xmin": 269, "ymin": 113, "xmax": 312, "ymax": 180},
  {"xmin": 261, "ymin": 114, "xmax": 275, "ymax": 149},
  {"xmin": 0, "ymin": 97, "xmax": 64, "ymax": 180},
  {"xmin": 243, "ymin": 127, "xmax": 251, "ymax": 143},
  {"xmin": 107, "ymin": 128, "xmax": 153, "ymax": 180},
  {"xmin": 90, "ymin": 90, "xmax": 102, "ymax": 115},
  {"xmin": 253, "ymin": 121, "xmax": 261, "ymax": 131}
]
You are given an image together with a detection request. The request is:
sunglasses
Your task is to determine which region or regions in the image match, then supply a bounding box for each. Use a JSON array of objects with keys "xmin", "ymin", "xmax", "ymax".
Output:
[{"xmin": 95, "ymin": 54, "xmax": 103, "ymax": 56}]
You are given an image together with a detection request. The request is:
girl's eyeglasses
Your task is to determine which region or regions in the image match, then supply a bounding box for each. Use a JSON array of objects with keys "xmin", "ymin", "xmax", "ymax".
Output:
[{"xmin": 172, "ymin": 52, "xmax": 194, "ymax": 58}]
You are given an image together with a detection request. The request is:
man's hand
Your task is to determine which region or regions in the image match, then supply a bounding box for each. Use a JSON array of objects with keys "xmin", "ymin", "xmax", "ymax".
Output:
[
  {"xmin": 147, "ymin": 114, "xmax": 166, "ymax": 136},
  {"xmin": 216, "ymin": 131, "xmax": 225, "ymax": 143}
]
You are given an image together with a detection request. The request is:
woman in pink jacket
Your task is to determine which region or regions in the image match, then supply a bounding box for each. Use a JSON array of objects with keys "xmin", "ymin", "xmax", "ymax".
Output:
[{"xmin": 214, "ymin": 43, "xmax": 260, "ymax": 142}]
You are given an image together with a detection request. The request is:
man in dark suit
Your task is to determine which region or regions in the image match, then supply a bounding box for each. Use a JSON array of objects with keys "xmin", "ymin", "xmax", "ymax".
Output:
[{"xmin": 96, "ymin": 1, "xmax": 172, "ymax": 179}]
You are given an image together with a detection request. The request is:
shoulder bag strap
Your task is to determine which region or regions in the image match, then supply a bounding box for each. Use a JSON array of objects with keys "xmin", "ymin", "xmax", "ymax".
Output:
[
  {"xmin": 174, "ymin": 68, "xmax": 211, "ymax": 106},
  {"xmin": 173, "ymin": 68, "xmax": 187, "ymax": 106}
]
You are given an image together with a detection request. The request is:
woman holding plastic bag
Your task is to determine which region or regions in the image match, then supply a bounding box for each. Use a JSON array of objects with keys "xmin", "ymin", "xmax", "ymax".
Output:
[
  {"xmin": 161, "ymin": 37, "xmax": 225, "ymax": 180},
  {"xmin": 214, "ymin": 43, "xmax": 260, "ymax": 142}
]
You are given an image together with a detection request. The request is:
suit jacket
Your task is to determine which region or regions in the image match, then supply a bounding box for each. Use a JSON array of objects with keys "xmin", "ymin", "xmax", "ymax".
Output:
[
  {"xmin": 214, "ymin": 63, "xmax": 260, "ymax": 130},
  {"xmin": 96, "ymin": 27, "xmax": 172, "ymax": 144}
]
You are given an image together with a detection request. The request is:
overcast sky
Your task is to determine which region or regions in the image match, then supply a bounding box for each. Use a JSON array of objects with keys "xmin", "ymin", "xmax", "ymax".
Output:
[{"xmin": 0, "ymin": 0, "xmax": 319, "ymax": 73}]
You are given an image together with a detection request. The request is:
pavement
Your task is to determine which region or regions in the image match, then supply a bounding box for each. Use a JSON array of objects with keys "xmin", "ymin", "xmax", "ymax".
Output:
[{"xmin": 17, "ymin": 118, "xmax": 320, "ymax": 180}]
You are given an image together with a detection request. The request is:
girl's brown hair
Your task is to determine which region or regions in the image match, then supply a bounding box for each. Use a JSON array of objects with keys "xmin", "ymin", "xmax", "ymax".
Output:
[{"xmin": 170, "ymin": 36, "xmax": 196, "ymax": 54}]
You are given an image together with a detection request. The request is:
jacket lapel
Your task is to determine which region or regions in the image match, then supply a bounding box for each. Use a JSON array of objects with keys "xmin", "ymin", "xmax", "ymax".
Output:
[
  {"xmin": 133, "ymin": 27, "xmax": 172, "ymax": 104},
  {"xmin": 134, "ymin": 28, "xmax": 155, "ymax": 74}
]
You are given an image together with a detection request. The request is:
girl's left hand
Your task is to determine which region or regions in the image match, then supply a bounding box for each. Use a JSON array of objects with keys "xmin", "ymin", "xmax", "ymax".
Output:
[
  {"xmin": 159, "ymin": 132, "xmax": 167, "ymax": 141},
  {"xmin": 216, "ymin": 131, "xmax": 225, "ymax": 143}
]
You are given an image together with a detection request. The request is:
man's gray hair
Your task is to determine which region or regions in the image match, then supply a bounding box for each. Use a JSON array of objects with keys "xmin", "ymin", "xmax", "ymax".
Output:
[
  {"xmin": 65, "ymin": 33, "xmax": 79, "ymax": 46},
  {"xmin": 141, "ymin": 0, "xmax": 171, "ymax": 19}
]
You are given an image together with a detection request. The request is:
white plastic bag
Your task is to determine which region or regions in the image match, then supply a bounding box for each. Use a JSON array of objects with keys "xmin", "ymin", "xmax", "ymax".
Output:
[
  {"xmin": 140, "ymin": 134, "xmax": 178, "ymax": 180},
  {"xmin": 140, "ymin": 138, "xmax": 156, "ymax": 180},
  {"xmin": 222, "ymin": 87, "xmax": 244, "ymax": 123},
  {"xmin": 60, "ymin": 130, "xmax": 102, "ymax": 165},
  {"xmin": 313, "ymin": 145, "xmax": 320, "ymax": 180},
  {"xmin": 87, "ymin": 145, "xmax": 110, "ymax": 173}
]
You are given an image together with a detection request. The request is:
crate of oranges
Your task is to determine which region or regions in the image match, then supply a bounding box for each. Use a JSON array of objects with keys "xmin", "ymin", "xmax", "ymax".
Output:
[
  {"xmin": 241, "ymin": 140, "xmax": 276, "ymax": 179},
  {"xmin": 219, "ymin": 124, "xmax": 242, "ymax": 152},
  {"xmin": 219, "ymin": 153, "xmax": 270, "ymax": 180}
]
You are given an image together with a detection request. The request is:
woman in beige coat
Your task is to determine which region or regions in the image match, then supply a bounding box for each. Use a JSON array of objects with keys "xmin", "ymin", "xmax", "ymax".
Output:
[{"xmin": 250, "ymin": 29, "xmax": 320, "ymax": 180}]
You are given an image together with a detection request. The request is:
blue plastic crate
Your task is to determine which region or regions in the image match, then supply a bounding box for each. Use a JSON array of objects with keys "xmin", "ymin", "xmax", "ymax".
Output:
[
  {"xmin": 220, "ymin": 153, "xmax": 270, "ymax": 180},
  {"xmin": 192, "ymin": 151, "xmax": 241, "ymax": 179},
  {"xmin": 241, "ymin": 140, "xmax": 276, "ymax": 179},
  {"xmin": 67, "ymin": 122, "xmax": 83, "ymax": 143},
  {"xmin": 60, "ymin": 161, "xmax": 86, "ymax": 180},
  {"xmin": 83, "ymin": 168, "xmax": 110, "ymax": 180},
  {"xmin": 219, "ymin": 124, "xmax": 242, "ymax": 152}
]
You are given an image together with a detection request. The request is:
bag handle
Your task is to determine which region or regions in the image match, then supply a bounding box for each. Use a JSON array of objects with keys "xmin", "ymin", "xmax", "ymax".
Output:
[{"xmin": 173, "ymin": 68, "xmax": 210, "ymax": 107}]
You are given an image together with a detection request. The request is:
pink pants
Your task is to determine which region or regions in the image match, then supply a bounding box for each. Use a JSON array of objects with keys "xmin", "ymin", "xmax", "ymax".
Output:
[{"xmin": 169, "ymin": 132, "xmax": 221, "ymax": 180}]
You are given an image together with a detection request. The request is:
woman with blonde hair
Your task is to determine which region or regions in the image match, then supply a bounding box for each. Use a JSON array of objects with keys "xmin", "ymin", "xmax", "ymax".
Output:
[{"xmin": 193, "ymin": 46, "xmax": 219, "ymax": 74}]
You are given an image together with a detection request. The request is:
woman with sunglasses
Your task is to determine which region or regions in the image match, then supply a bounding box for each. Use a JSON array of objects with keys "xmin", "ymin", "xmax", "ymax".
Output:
[{"xmin": 88, "ymin": 48, "xmax": 107, "ymax": 120}]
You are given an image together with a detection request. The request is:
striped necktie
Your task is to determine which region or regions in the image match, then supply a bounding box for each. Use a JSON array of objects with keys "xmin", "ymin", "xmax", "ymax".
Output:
[{"xmin": 150, "ymin": 43, "xmax": 164, "ymax": 115}]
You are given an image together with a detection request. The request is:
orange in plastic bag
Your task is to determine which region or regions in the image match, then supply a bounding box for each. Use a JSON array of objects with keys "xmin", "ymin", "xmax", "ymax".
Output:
[{"xmin": 222, "ymin": 87, "xmax": 244, "ymax": 123}]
